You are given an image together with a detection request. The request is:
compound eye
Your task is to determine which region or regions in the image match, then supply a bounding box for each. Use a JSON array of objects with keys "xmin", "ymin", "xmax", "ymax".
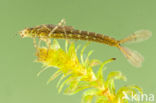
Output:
[{"xmin": 19, "ymin": 30, "xmax": 26, "ymax": 38}]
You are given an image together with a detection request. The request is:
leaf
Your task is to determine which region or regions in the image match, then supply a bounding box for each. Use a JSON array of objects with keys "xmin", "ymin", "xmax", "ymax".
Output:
[
  {"xmin": 95, "ymin": 58, "xmax": 117, "ymax": 85},
  {"xmin": 98, "ymin": 58, "xmax": 116, "ymax": 74},
  {"xmin": 88, "ymin": 59, "xmax": 102, "ymax": 67},
  {"xmin": 96, "ymin": 66, "xmax": 105, "ymax": 84},
  {"xmin": 47, "ymin": 70, "xmax": 62, "ymax": 84},
  {"xmin": 81, "ymin": 67, "xmax": 96, "ymax": 82},
  {"xmin": 106, "ymin": 71, "xmax": 127, "ymax": 94},
  {"xmin": 65, "ymin": 40, "xmax": 68, "ymax": 53},
  {"xmin": 85, "ymin": 50, "xmax": 94, "ymax": 66},
  {"xmin": 64, "ymin": 79, "xmax": 79, "ymax": 95},
  {"xmin": 69, "ymin": 82, "xmax": 91, "ymax": 95},
  {"xmin": 75, "ymin": 44, "xmax": 81, "ymax": 52},
  {"xmin": 58, "ymin": 76, "xmax": 72, "ymax": 93},
  {"xmin": 37, "ymin": 66, "xmax": 49, "ymax": 77},
  {"xmin": 80, "ymin": 42, "xmax": 90, "ymax": 65},
  {"xmin": 107, "ymin": 71, "xmax": 127, "ymax": 81},
  {"xmin": 56, "ymin": 73, "xmax": 72, "ymax": 88},
  {"xmin": 96, "ymin": 96, "xmax": 109, "ymax": 103},
  {"xmin": 102, "ymin": 58, "xmax": 116, "ymax": 67},
  {"xmin": 68, "ymin": 43, "xmax": 78, "ymax": 61},
  {"xmin": 81, "ymin": 89, "xmax": 98, "ymax": 103},
  {"xmin": 51, "ymin": 39, "xmax": 60, "ymax": 50}
]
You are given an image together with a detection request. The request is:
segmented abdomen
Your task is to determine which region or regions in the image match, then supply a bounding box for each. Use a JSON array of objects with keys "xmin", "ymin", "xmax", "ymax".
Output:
[{"xmin": 29, "ymin": 24, "xmax": 119, "ymax": 47}]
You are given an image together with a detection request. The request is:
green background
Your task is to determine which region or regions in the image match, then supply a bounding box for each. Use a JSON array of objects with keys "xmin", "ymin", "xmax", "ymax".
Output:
[{"xmin": 0, "ymin": 0, "xmax": 155, "ymax": 103}]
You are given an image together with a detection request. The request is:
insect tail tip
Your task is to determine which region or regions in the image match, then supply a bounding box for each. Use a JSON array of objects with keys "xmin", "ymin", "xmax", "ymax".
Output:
[{"xmin": 118, "ymin": 45, "xmax": 144, "ymax": 68}]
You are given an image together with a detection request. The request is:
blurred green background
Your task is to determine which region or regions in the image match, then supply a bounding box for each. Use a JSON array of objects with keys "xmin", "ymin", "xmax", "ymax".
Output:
[{"xmin": 0, "ymin": 0, "xmax": 155, "ymax": 103}]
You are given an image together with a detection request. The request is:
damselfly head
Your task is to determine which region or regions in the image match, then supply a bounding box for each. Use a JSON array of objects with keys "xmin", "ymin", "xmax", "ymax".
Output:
[{"xmin": 19, "ymin": 28, "xmax": 29, "ymax": 38}]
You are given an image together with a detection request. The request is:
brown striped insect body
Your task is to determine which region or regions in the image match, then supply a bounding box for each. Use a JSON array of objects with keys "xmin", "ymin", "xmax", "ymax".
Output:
[
  {"xmin": 20, "ymin": 24, "xmax": 120, "ymax": 47},
  {"xmin": 19, "ymin": 20, "xmax": 152, "ymax": 67}
]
